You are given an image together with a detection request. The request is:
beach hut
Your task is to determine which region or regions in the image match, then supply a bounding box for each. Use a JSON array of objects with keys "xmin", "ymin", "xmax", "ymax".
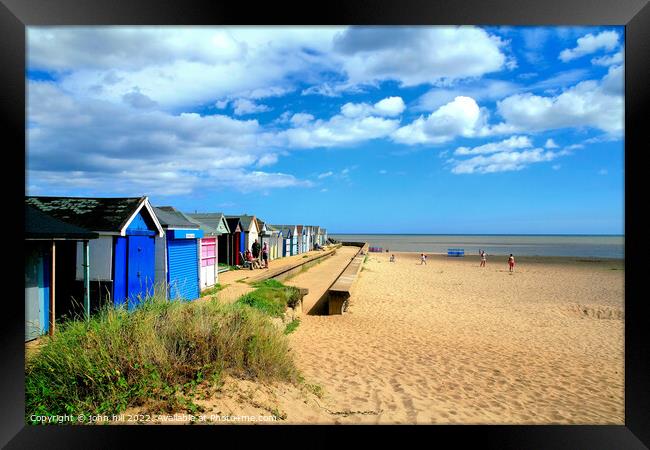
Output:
[
  {"xmin": 185, "ymin": 212, "xmax": 231, "ymax": 286},
  {"xmin": 25, "ymin": 205, "xmax": 99, "ymax": 341},
  {"xmin": 224, "ymin": 217, "xmax": 243, "ymax": 266},
  {"xmin": 226, "ymin": 215, "xmax": 260, "ymax": 255},
  {"xmin": 321, "ymin": 228, "xmax": 328, "ymax": 245},
  {"xmin": 257, "ymin": 219, "xmax": 281, "ymax": 261},
  {"xmin": 296, "ymin": 225, "xmax": 304, "ymax": 254},
  {"xmin": 271, "ymin": 225, "xmax": 298, "ymax": 256},
  {"xmin": 25, "ymin": 196, "xmax": 164, "ymax": 310},
  {"xmin": 153, "ymin": 207, "xmax": 204, "ymax": 301},
  {"xmin": 268, "ymin": 224, "xmax": 281, "ymax": 260},
  {"xmin": 303, "ymin": 225, "xmax": 313, "ymax": 253}
]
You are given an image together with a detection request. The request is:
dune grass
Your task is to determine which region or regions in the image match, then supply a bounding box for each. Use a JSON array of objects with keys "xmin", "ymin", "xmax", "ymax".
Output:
[
  {"xmin": 199, "ymin": 283, "xmax": 226, "ymax": 297},
  {"xmin": 236, "ymin": 279, "xmax": 302, "ymax": 318},
  {"xmin": 25, "ymin": 294, "xmax": 299, "ymax": 423}
]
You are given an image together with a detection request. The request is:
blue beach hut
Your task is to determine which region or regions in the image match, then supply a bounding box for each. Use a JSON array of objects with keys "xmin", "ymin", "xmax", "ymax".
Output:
[
  {"xmin": 153, "ymin": 206, "xmax": 204, "ymax": 301},
  {"xmin": 26, "ymin": 196, "xmax": 164, "ymax": 310}
]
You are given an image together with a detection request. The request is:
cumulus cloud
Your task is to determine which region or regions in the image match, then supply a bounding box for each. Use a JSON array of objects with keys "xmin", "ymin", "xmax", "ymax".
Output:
[
  {"xmin": 392, "ymin": 96, "xmax": 484, "ymax": 145},
  {"xmin": 545, "ymin": 138, "xmax": 559, "ymax": 148},
  {"xmin": 232, "ymin": 98, "xmax": 271, "ymax": 115},
  {"xmin": 318, "ymin": 171, "xmax": 334, "ymax": 179},
  {"xmin": 494, "ymin": 64, "xmax": 623, "ymax": 134},
  {"xmin": 414, "ymin": 79, "xmax": 521, "ymax": 112},
  {"xmin": 26, "ymin": 81, "xmax": 307, "ymax": 195},
  {"xmin": 450, "ymin": 148, "xmax": 561, "ymax": 174},
  {"xmin": 592, "ymin": 50, "xmax": 623, "ymax": 66},
  {"xmin": 278, "ymin": 97, "xmax": 402, "ymax": 148},
  {"xmin": 332, "ymin": 26, "xmax": 507, "ymax": 87},
  {"xmin": 340, "ymin": 96, "xmax": 405, "ymax": 118},
  {"xmin": 559, "ymin": 30, "xmax": 619, "ymax": 62},
  {"xmin": 454, "ymin": 135, "xmax": 533, "ymax": 156}
]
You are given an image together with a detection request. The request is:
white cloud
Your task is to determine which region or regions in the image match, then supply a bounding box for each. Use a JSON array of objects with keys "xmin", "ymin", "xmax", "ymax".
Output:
[
  {"xmin": 414, "ymin": 79, "xmax": 521, "ymax": 112},
  {"xmin": 545, "ymin": 138, "xmax": 559, "ymax": 148},
  {"xmin": 559, "ymin": 30, "xmax": 619, "ymax": 62},
  {"xmin": 279, "ymin": 99, "xmax": 401, "ymax": 148},
  {"xmin": 26, "ymin": 81, "xmax": 308, "ymax": 196},
  {"xmin": 592, "ymin": 50, "xmax": 623, "ymax": 66},
  {"xmin": 332, "ymin": 26, "xmax": 508, "ymax": 87},
  {"xmin": 290, "ymin": 113, "xmax": 315, "ymax": 126},
  {"xmin": 392, "ymin": 96, "xmax": 483, "ymax": 145},
  {"xmin": 256, "ymin": 153, "xmax": 278, "ymax": 167},
  {"xmin": 455, "ymin": 135, "xmax": 533, "ymax": 156},
  {"xmin": 341, "ymin": 96, "xmax": 405, "ymax": 118},
  {"xmin": 552, "ymin": 164, "xmax": 561, "ymax": 170},
  {"xmin": 320, "ymin": 188, "xmax": 328, "ymax": 192},
  {"xmin": 494, "ymin": 65, "xmax": 623, "ymax": 134},
  {"xmin": 373, "ymin": 97, "xmax": 406, "ymax": 116},
  {"xmin": 232, "ymin": 98, "xmax": 271, "ymax": 115},
  {"xmin": 318, "ymin": 171, "xmax": 334, "ymax": 179},
  {"xmin": 450, "ymin": 148, "xmax": 560, "ymax": 174},
  {"xmin": 215, "ymin": 99, "xmax": 229, "ymax": 109}
]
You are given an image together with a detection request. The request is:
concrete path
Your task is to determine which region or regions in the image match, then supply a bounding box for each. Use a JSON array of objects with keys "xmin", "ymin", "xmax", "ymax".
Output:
[
  {"xmin": 203, "ymin": 247, "xmax": 340, "ymax": 304},
  {"xmin": 284, "ymin": 246, "xmax": 360, "ymax": 314}
]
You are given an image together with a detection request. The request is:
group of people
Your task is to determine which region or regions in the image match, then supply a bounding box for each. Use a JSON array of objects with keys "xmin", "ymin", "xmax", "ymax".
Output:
[
  {"xmin": 478, "ymin": 249, "xmax": 516, "ymax": 272},
  {"xmin": 385, "ymin": 249, "xmax": 515, "ymax": 272},
  {"xmin": 244, "ymin": 239, "xmax": 269, "ymax": 270}
]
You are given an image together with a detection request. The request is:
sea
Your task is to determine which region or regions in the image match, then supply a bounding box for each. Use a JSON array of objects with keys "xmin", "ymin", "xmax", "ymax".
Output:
[{"xmin": 329, "ymin": 234, "xmax": 625, "ymax": 259}]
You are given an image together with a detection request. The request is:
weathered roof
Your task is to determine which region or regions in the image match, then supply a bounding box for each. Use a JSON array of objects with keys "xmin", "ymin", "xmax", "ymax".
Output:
[
  {"xmin": 25, "ymin": 205, "xmax": 99, "ymax": 240},
  {"xmin": 185, "ymin": 212, "xmax": 229, "ymax": 236},
  {"xmin": 270, "ymin": 225, "xmax": 295, "ymax": 236},
  {"xmin": 226, "ymin": 214, "xmax": 258, "ymax": 233},
  {"xmin": 25, "ymin": 196, "xmax": 149, "ymax": 233},
  {"xmin": 154, "ymin": 206, "xmax": 200, "ymax": 229},
  {"xmin": 224, "ymin": 216, "xmax": 242, "ymax": 233}
]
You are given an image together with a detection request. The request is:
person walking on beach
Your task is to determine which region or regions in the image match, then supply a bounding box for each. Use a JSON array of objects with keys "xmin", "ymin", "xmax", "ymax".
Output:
[
  {"xmin": 421, "ymin": 253, "xmax": 427, "ymax": 265},
  {"xmin": 252, "ymin": 239, "xmax": 260, "ymax": 259},
  {"xmin": 390, "ymin": 254, "xmax": 395, "ymax": 262},
  {"xmin": 508, "ymin": 254, "xmax": 515, "ymax": 272},
  {"xmin": 480, "ymin": 250, "xmax": 487, "ymax": 267},
  {"xmin": 262, "ymin": 242, "xmax": 269, "ymax": 269}
]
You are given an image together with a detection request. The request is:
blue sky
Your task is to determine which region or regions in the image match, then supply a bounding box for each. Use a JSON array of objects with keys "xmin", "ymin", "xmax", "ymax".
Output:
[{"xmin": 26, "ymin": 26, "xmax": 624, "ymax": 234}]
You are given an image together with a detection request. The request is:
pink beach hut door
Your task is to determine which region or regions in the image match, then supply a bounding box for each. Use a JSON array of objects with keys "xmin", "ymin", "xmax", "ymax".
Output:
[{"xmin": 200, "ymin": 238, "xmax": 217, "ymax": 288}]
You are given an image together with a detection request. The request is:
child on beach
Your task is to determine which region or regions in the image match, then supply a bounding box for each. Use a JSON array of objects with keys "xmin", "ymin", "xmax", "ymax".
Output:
[
  {"xmin": 420, "ymin": 253, "xmax": 427, "ymax": 265},
  {"xmin": 508, "ymin": 254, "xmax": 515, "ymax": 272},
  {"xmin": 480, "ymin": 250, "xmax": 487, "ymax": 267},
  {"xmin": 390, "ymin": 254, "xmax": 395, "ymax": 262}
]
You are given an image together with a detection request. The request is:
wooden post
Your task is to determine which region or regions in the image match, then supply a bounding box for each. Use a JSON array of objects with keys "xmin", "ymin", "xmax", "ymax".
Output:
[
  {"xmin": 49, "ymin": 241, "xmax": 56, "ymax": 336},
  {"xmin": 83, "ymin": 240, "xmax": 90, "ymax": 320}
]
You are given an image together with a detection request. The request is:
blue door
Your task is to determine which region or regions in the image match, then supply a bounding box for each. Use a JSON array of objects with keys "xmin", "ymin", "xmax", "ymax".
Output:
[
  {"xmin": 127, "ymin": 235, "xmax": 155, "ymax": 309},
  {"xmin": 167, "ymin": 239, "xmax": 200, "ymax": 301},
  {"xmin": 240, "ymin": 231, "xmax": 246, "ymax": 254}
]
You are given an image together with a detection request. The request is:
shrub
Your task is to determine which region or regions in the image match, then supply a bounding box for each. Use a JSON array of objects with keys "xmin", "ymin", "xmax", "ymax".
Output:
[{"xmin": 25, "ymin": 294, "xmax": 298, "ymax": 423}]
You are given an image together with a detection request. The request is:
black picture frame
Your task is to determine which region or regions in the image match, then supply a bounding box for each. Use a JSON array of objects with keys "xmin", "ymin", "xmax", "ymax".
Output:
[{"xmin": 2, "ymin": 0, "xmax": 648, "ymax": 448}]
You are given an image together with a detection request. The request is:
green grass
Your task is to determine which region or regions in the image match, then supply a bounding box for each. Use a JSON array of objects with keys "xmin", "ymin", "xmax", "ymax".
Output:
[
  {"xmin": 200, "ymin": 283, "xmax": 226, "ymax": 297},
  {"xmin": 236, "ymin": 279, "xmax": 302, "ymax": 318},
  {"xmin": 284, "ymin": 319, "xmax": 300, "ymax": 335},
  {"xmin": 25, "ymin": 294, "xmax": 298, "ymax": 423}
]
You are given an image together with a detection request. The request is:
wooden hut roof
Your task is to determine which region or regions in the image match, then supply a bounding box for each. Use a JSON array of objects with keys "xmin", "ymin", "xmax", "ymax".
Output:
[
  {"xmin": 25, "ymin": 196, "xmax": 163, "ymax": 236},
  {"xmin": 154, "ymin": 206, "xmax": 200, "ymax": 229},
  {"xmin": 25, "ymin": 204, "xmax": 99, "ymax": 240}
]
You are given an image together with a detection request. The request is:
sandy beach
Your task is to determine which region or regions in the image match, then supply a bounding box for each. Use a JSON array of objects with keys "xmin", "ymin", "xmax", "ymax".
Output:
[{"xmin": 287, "ymin": 251, "xmax": 624, "ymax": 424}]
